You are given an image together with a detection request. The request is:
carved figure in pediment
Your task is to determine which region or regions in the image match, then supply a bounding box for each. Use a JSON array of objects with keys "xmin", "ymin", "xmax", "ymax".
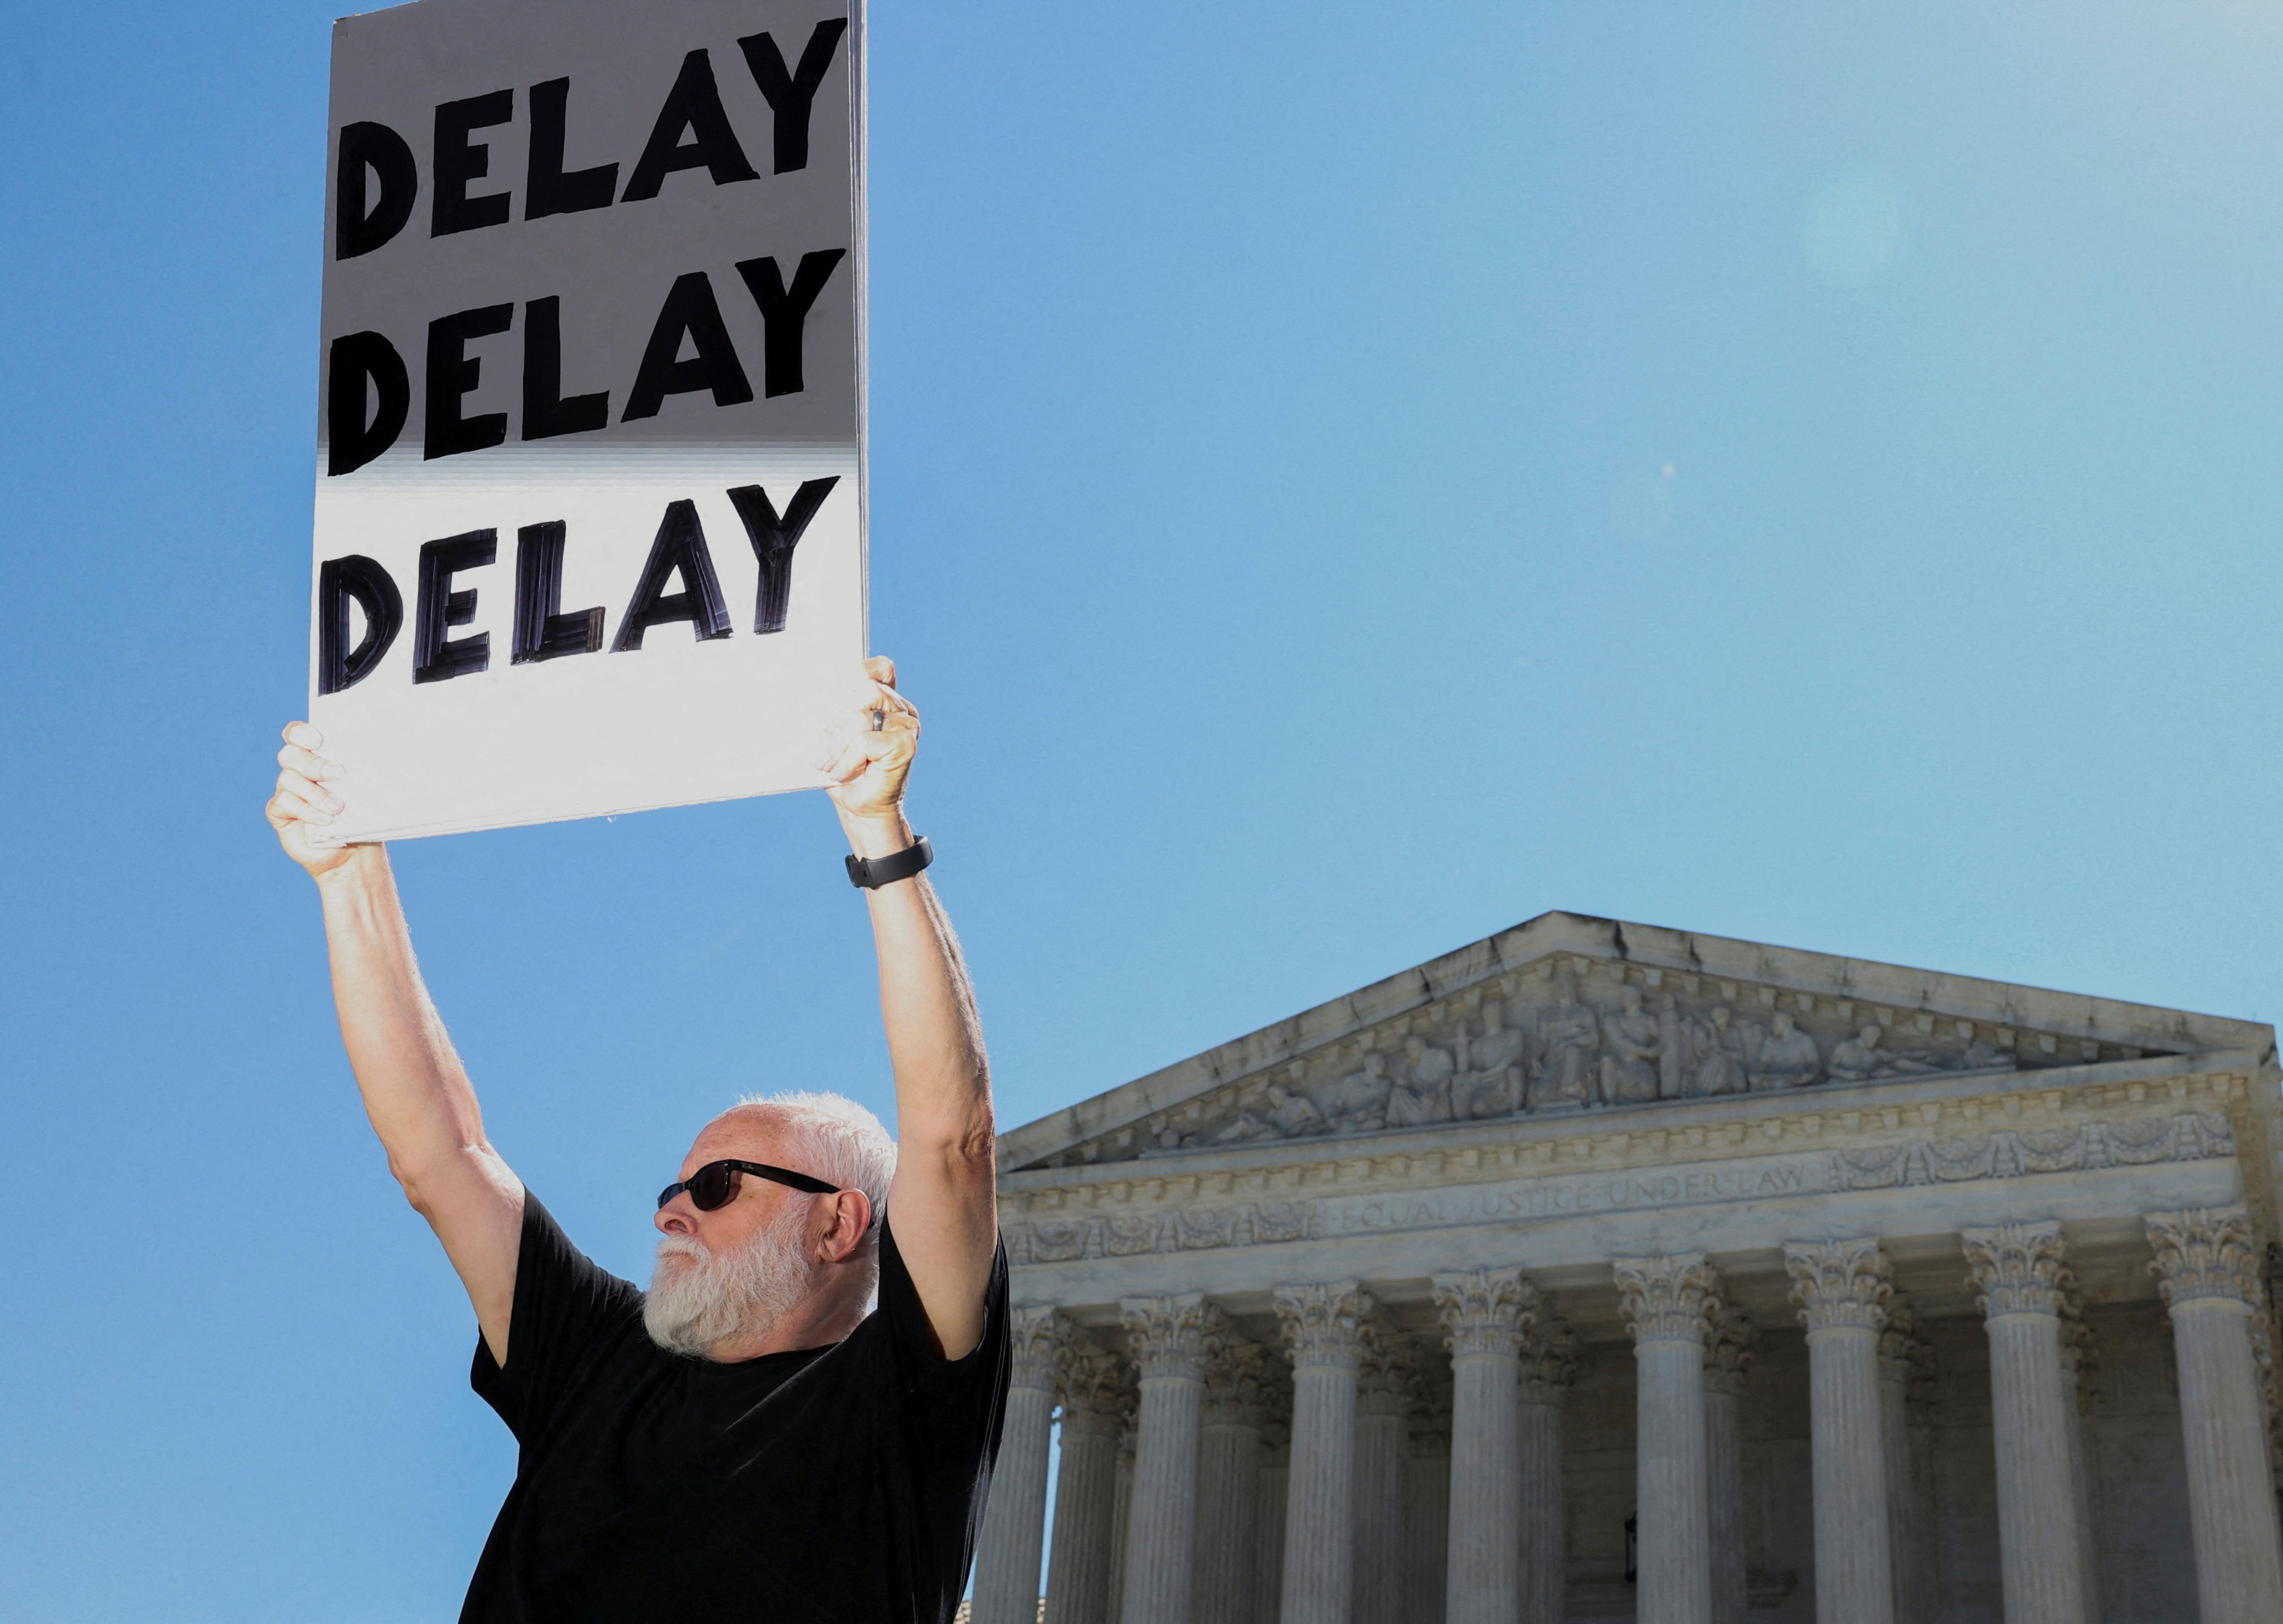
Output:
[
  {"xmin": 1318, "ymin": 1053, "xmax": 1393, "ymax": 1132},
  {"xmin": 1263, "ymin": 1081, "xmax": 1329, "ymax": 1137},
  {"xmin": 1458, "ymin": 998, "xmax": 1525, "ymax": 1119},
  {"xmin": 1687, "ymin": 1005, "xmax": 1749, "ymax": 1096},
  {"xmin": 1657, "ymin": 994, "xmax": 1690, "ymax": 1100},
  {"xmin": 1387, "ymin": 1035, "xmax": 1456, "ymax": 1126},
  {"xmin": 1747, "ymin": 1009, "xmax": 1822, "ymax": 1090},
  {"xmin": 1597, "ymin": 985, "xmax": 1663, "ymax": 1105},
  {"xmin": 1529, "ymin": 978, "xmax": 1600, "ymax": 1110},
  {"xmin": 1828, "ymin": 1024, "xmax": 1948, "ymax": 1082},
  {"xmin": 1961, "ymin": 1040, "xmax": 2015, "ymax": 1072}
]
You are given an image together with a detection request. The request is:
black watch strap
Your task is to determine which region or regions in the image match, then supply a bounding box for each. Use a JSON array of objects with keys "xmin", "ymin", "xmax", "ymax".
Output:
[{"xmin": 845, "ymin": 835, "xmax": 933, "ymax": 889}]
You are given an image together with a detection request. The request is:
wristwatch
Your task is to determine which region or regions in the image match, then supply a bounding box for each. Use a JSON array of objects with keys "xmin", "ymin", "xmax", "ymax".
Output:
[{"xmin": 845, "ymin": 835, "xmax": 933, "ymax": 889}]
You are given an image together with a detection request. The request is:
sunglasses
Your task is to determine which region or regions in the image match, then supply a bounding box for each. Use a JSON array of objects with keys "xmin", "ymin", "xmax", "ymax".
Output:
[{"xmin": 657, "ymin": 1159, "xmax": 842, "ymax": 1213}]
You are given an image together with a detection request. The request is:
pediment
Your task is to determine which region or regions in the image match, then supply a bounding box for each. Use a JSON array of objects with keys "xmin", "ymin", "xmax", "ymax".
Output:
[{"xmin": 997, "ymin": 912, "xmax": 2271, "ymax": 1172}]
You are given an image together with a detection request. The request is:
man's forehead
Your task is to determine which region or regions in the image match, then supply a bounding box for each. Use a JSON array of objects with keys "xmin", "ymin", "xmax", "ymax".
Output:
[{"xmin": 686, "ymin": 1107, "xmax": 789, "ymax": 1168}]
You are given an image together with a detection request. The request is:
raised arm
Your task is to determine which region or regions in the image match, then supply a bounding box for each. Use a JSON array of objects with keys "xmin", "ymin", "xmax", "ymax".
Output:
[
  {"xmin": 820, "ymin": 660, "xmax": 998, "ymax": 1360},
  {"xmin": 266, "ymin": 724, "xmax": 524, "ymax": 1364}
]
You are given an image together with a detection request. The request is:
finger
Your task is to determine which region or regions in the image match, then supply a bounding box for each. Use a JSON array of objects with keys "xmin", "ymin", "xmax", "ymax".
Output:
[
  {"xmin": 276, "ymin": 742, "xmax": 347, "ymax": 782},
  {"xmin": 268, "ymin": 784, "xmax": 334, "ymax": 830},
  {"xmin": 276, "ymin": 767, "xmax": 345, "ymax": 818},
  {"xmin": 863, "ymin": 655, "xmax": 897, "ymax": 690},
  {"xmin": 283, "ymin": 721, "xmax": 323, "ymax": 750},
  {"xmin": 822, "ymin": 730, "xmax": 911, "ymax": 785}
]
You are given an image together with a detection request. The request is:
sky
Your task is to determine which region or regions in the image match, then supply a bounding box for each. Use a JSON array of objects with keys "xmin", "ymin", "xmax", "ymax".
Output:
[{"xmin": 5, "ymin": 1, "xmax": 2283, "ymax": 1617}]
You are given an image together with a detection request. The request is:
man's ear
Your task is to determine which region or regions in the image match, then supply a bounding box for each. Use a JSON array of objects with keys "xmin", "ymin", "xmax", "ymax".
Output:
[{"xmin": 819, "ymin": 1189, "xmax": 873, "ymax": 1262}]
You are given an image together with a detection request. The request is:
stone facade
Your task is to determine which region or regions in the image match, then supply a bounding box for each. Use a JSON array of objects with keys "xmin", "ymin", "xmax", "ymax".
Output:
[{"xmin": 971, "ymin": 913, "xmax": 2283, "ymax": 1624}]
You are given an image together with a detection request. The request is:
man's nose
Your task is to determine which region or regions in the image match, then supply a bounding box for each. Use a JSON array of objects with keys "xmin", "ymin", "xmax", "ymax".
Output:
[{"xmin": 655, "ymin": 1198, "xmax": 697, "ymax": 1237}]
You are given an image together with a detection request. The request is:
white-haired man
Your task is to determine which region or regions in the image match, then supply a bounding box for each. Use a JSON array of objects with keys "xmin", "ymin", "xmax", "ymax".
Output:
[{"xmin": 265, "ymin": 658, "xmax": 1007, "ymax": 1623}]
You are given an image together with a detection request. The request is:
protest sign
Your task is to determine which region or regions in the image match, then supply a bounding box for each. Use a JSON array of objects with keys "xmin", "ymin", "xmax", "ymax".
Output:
[{"xmin": 309, "ymin": 0, "xmax": 864, "ymax": 843}]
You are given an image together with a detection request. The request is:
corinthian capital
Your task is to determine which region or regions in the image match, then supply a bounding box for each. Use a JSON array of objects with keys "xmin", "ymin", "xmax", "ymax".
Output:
[
  {"xmin": 1519, "ymin": 1319, "xmax": 1580, "ymax": 1403},
  {"xmin": 1705, "ymin": 1304, "xmax": 1756, "ymax": 1397},
  {"xmin": 1960, "ymin": 1221, "xmax": 2068, "ymax": 1319},
  {"xmin": 2146, "ymin": 1206, "xmax": 2265, "ymax": 1309},
  {"xmin": 1784, "ymin": 1237, "xmax": 1893, "ymax": 1335},
  {"xmin": 1274, "ymin": 1281, "xmax": 1373, "ymax": 1372},
  {"xmin": 1613, "ymin": 1253, "xmax": 1721, "ymax": 1347},
  {"xmin": 1431, "ymin": 1266, "xmax": 1538, "ymax": 1361},
  {"xmin": 1010, "ymin": 1305, "xmax": 1065, "ymax": 1392},
  {"xmin": 1057, "ymin": 1341, "xmax": 1136, "ymax": 1437},
  {"xmin": 1358, "ymin": 1319, "xmax": 1416, "ymax": 1417},
  {"xmin": 1119, "ymin": 1292, "xmax": 1220, "ymax": 1381},
  {"xmin": 1203, "ymin": 1333, "xmax": 1269, "ymax": 1427}
]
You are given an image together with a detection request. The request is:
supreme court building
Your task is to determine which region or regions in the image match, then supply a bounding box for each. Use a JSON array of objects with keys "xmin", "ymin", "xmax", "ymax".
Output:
[{"xmin": 967, "ymin": 913, "xmax": 2283, "ymax": 1624}]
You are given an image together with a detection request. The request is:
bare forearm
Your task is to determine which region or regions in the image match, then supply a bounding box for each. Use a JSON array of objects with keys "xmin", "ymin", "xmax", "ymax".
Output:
[
  {"xmin": 314, "ymin": 846, "xmax": 496, "ymax": 1192},
  {"xmin": 846, "ymin": 813, "xmax": 992, "ymax": 1151}
]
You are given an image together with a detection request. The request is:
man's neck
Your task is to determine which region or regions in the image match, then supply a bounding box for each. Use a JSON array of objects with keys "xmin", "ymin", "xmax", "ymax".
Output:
[{"xmin": 706, "ymin": 1285, "xmax": 870, "ymax": 1363}]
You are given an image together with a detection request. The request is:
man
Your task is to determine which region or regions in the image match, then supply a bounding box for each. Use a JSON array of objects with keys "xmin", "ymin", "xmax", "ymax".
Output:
[{"xmin": 264, "ymin": 658, "xmax": 1008, "ymax": 1623}]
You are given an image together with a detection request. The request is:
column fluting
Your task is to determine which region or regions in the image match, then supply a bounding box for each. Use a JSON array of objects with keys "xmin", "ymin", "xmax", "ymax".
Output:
[
  {"xmin": 1615, "ymin": 1253, "xmax": 1720, "ymax": 1624},
  {"xmin": 974, "ymin": 1307, "xmax": 1065, "ymax": 1624},
  {"xmin": 1404, "ymin": 1369, "xmax": 1453, "ymax": 1624},
  {"xmin": 1118, "ymin": 1294, "xmax": 1220, "ymax": 1624},
  {"xmin": 1960, "ymin": 1221, "xmax": 2090, "ymax": 1624},
  {"xmin": 2146, "ymin": 1207, "xmax": 2283, "ymax": 1624},
  {"xmin": 1433, "ymin": 1267, "xmax": 1536, "ymax": 1624},
  {"xmin": 1703, "ymin": 1305, "xmax": 1755, "ymax": 1624},
  {"xmin": 1195, "ymin": 1334, "xmax": 1269, "ymax": 1624},
  {"xmin": 1874, "ymin": 1301, "xmax": 1925, "ymax": 1624},
  {"xmin": 1275, "ymin": 1281, "xmax": 1372, "ymax": 1624},
  {"xmin": 1517, "ymin": 1319, "xmax": 1579, "ymax": 1624},
  {"xmin": 1784, "ymin": 1238, "xmax": 1895, "ymax": 1624},
  {"xmin": 1048, "ymin": 1344, "xmax": 1138, "ymax": 1624}
]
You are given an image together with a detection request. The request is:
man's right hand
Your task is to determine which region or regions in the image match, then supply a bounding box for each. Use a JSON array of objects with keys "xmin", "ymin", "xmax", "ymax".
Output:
[{"xmin": 266, "ymin": 722, "xmax": 365, "ymax": 879}]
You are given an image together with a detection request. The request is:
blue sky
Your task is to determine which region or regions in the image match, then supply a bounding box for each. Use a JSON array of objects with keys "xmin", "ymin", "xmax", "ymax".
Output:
[{"xmin": 6, "ymin": 1, "xmax": 2283, "ymax": 1617}]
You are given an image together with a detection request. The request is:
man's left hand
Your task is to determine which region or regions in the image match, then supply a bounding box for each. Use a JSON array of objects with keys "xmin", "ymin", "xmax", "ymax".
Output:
[{"xmin": 819, "ymin": 656, "xmax": 920, "ymax": 842}]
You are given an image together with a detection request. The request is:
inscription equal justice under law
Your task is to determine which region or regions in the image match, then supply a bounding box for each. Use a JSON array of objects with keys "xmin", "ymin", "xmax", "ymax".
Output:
[{"xmin": 1320, "ymin": 1150, "xmax": 1831, "ymax": 1237}]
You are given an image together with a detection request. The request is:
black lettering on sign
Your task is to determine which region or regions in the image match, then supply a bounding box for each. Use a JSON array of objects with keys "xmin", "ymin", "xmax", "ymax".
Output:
[
  {"xmin": 522, "ymin": 296, "xmax": 609, "ymax": 440},
  {"xmin": 613, "ymin": 499, "xmax": 731, "ymax": 649},
  {"xmin": 737, "ymin": 20, "xmax": 849, "ymax": 174},
  {"xmin": 726, "ymin": 477, "xmax": 837, "ymax": 633},
  {"xmin": 512, "ymin": 521, "xmax": 605, "ymax": 663},
  {"xmin": 431, "ymin": 90, "xmax": 514, "ymax": 236},
  {"xmin": 425, "ymin": 303, "xmax": 514, "ymax": 459},
  {"xmin": 734, "ymin": 250, "xmax": 846, "ymax": 397},
  {"xmin": 335, "ymin": 122, "xmax": 417, "ymax": 259},
  {"xmin": 327, "ymin": 331, "xmax": 410, "ymax": 476},
  {"xmin": 623, "ymin": 273, "xmax": 753, "ymax": 419},
  {"xmin": 316, "ymin": 555, "xmax": 404, "ymax": 694},
  {"xmin": 620, "ymin": 50, "xmax": 759, "ymax": 201},
  {"xmin": 524, "ymin": 77, "xmax": 618, "ymax": 219},
  {"xmin": 413, "ymin": 528, "xmax": 497, "ymax": 683}
]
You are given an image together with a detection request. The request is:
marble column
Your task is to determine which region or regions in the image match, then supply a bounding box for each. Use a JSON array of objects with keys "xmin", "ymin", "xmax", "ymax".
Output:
[
  {"xmin": 1703, "ymin": 1305, "xmax": 1755, "ymax": 1624},
  {"xmin": 976, "ymin": 1308, "xmax": 1065, "ymax": 1624},
  {"xmin": 1403, "ymin": 1368, "xmax": 1453, "ymax": 1624},
  {"xmin": 1901, "ymin": 1339, "xmax": 1940, "ymax": 1624},
  {"xmin": 1275, "ymin": 1281, "xmax": 1372, "ymax": 1624},
  {"xmin": 1432, "ymin": 1267, "xmax": 1536, "ymax": 1624},
  {"xmin": 1254, "ymin": 1405, "xmax": 1291, "ymax": 1624},
  {"xmin": 1960, "ymin": 1221, "xmax": 2088, "ymax": 1624},
  {"xmin": 2057, "ymin": 1305, "xmax": 2102, "ymax": 1623},
  {"xmin": 1352, "ymin": 1322, "xmax": 1411, "ymax": 1624},
  {"xmin": 1874, "ymin": 1301, "xmax": 1926, "ymax": 1624},
  {"xmin": 1119, "ymin": 1294, "xmax": 1220, "ymax": 1624},
  {"xmin": 1615, "ymin": 1253, "xmax": 1721, "ymax": 1624},
  {"xmin": 2145, "ymin": 1207, "xmax": 2283, "ymax": 1624},
  {"xmin": 1109, "ymin": 1424, "xmax": 1136, "ymax": 1624},
  {"xmin": 1517, "ymin": 1320, "xmax": 1579, "ymax": 1624},
  {"xmin": 1196, "ymin": 1333, "xmax": 1269, "ymax": 1624},
  {"xmin": 1050, "ymin": 1346, "xmax": 1138, "ymax": 1624},
  {"xmin": 1785, "ymin": 1238, "xmax": 1893, "ymax": 1624}
]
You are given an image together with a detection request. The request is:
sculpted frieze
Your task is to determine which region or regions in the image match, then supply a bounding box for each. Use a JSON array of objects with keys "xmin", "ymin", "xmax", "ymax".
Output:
[
  {"xmin": 1000, "ymin": 1111, "xmax": 2236, "ymax": 1267},
  {"xmin": 1098, "ymin": 957, "xmax": 2078, "ymax": 1164}
]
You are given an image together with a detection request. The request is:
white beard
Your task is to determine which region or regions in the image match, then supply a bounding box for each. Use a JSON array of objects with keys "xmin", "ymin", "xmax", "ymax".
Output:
[{"xmin": 642, "ymin": 1200, "xmax": 816, "ymax": 1358}]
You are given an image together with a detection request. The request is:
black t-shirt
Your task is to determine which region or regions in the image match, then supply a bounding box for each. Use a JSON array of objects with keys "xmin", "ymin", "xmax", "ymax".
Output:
[{"xmin": 460, "ymin": 1192, "xmax": 1011, "ymax": 1623}]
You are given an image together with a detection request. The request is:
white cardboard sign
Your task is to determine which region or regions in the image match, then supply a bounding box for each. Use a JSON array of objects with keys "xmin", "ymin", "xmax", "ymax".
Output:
[{"xmin": 310, "ymin": 0, "xmax": 864, "ymax": 843}]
